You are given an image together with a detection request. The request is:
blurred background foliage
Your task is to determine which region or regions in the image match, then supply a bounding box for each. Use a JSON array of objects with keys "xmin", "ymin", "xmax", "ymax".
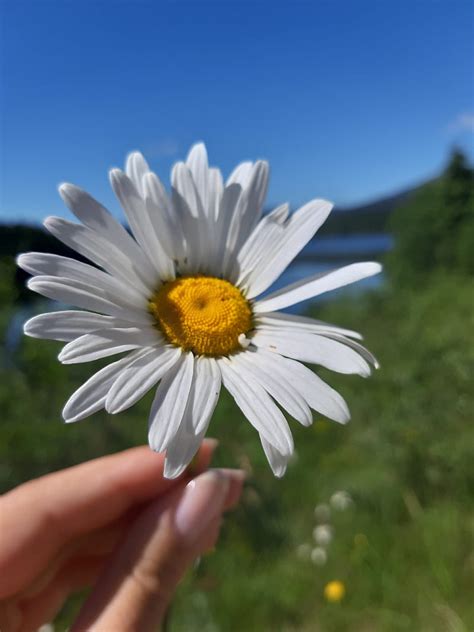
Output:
[
  {"xmin": 389, "ymin": 149, "xmax": 474, "ymax": 283},
  {"xmin": 0, "ymin": 149, "xmax": 473, "ymax": 631}
]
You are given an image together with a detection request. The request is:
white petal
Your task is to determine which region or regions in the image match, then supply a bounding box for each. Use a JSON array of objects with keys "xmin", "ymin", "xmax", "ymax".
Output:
[
  {"xmin": 44, "ymin": 216, "xmax": 153, "ymax": 295},
  {"xmin": 207, "ymin": 167, "xmax": 224, "ymax": 220},
  {"xmin": 23, "ymin": 311, "xmax": 128, "ymax": 342},
  {"xmin": 251, "ymin": 329, "xmax": 372, "ymax": 377},
  {"xmin": 58, "ymin": 327, "xmax": 162, "ymax": 364},
  {"xmin": 125, "ymin": 151, "xmax": 150, "ymax": 197},
  {"xmin": 260, "ymin": 436, "xmax": 289, "ymax": 478},
  {"xmin": 171, "ymin": 162, "xmax": 213, "ymax": 273},
  {"xmin": 27, "ymin": 276, "xmax": 151, "ymax": 324},
  {"xmin": 18, "ymin": 252, "xmax": 147, "ymax": 307},
  {"xmin": 235, "ymin": 203, "xmax": 289, "ymax": 282},
  {"xmin": 226, "ymin": 161, "xmax": 254, "ymax": 187},
  {"xmin": 148, "ymin": 352, "xmax": 194, "ymax": 453},
  {"xmin": 233, "ymin": 352, "xmax": 312, "ymax": 426},
  {"xmin": 143, "ymin": 171, "xmax": 184, "ymax": 265},
  {"xmin": 254, "ymin": 262, "xmax": 383, "ymax": 313},
  {"xmin": 164, "ymin": 428, "xmax": 203, "ymax": 479},
  {"xmin": 223, "ymin": 161, "xmax": 269, "ymax": 275},
  {"xmin": 110, "ymin": 169, "xmax": 174, "ymax": 279},
  {"xmin": 218, "ymin": 357, "xmax": 294, "ymax": 456},
  {"xmin": 164, "ymin": 356, "xmax": 220, "ymax": 478},
  {"xmin": 253, "ymin": 349, "xmax": 350, "ymax": 424},
  {"xmin": 209, "ymin": 183, "xmax": 242, "ymax": 274},
  {"xmin": 243, "ymin": 199, "xmax": 333, "ymax": 299},
  {"xmin": 105, "ymin": 346, "xmax": 182, "ymax": 414},
  {"xmin": 321, "ymin": 333, "xmax": 379, "ymax": 369},
  {"xmin": 199, "ymin": 168, "xmax": 225, "ymax": 276},
  {"xmin": 172, "ymin": 162, "xmax": 201, "ymax": 220},
  {"xmin": 62, "ymin": 353, "xmax": 138, "ymax": 423},
  {"xmin": 190, "ymin": 356, "xmax": 221, "ymax": 434},
  {"xmin": 255, "ymin": 312, "xmax": 363, "ymax": 340},
  {"xmin": 186, "ymin": 142, "xmax": 209, "ymax": 212},
  {"xmin": 237, "ymin": 160, "xmax": 269, "ymax": 232},
  {"xmin": 58, "ymin": 184, "xmax": 157, "ymax": 289}
]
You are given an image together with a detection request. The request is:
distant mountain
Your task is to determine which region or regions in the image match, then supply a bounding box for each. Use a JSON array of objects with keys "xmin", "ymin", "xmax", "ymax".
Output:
[
  {"xmin": 0, "ymin": 224, "xmax": 76, "ymax": 260},
  {"xmin": 0, "ymin": 224, "xmax": 86, "ymax": 302},
  {"xmin": 317, "ymin": 180, "xmax": 429, "ymax": 235}
]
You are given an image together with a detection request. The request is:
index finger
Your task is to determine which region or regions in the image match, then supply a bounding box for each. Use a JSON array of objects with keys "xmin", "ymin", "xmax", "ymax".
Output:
[{"xmin": 0, "ymin": 439, "xmax": 217, "ymax": 598}]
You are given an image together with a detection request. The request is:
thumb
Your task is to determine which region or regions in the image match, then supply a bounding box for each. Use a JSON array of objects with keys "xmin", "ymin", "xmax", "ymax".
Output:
[{"xmin": 71, "ymin": 469, "xmax": 245, "ymax": 632}]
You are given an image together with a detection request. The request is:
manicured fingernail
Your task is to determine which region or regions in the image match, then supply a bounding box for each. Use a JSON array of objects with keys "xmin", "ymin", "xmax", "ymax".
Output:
[
  {"xmin": 216, "ymin": 468, "xmax": 247, "ymax": 481},
  {"xmin": 175, "ymin": 470, "xmax": 230, "ymax": 544}
]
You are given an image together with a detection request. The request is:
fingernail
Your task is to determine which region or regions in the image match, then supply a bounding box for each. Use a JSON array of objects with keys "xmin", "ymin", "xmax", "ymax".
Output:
[
  {"xmin": 216, "ymin": 467, "xmax": 247, "ymax": 481},
  {"xmin": 175, "ymin": 470, "xmax": 230, "ymax": 544}
]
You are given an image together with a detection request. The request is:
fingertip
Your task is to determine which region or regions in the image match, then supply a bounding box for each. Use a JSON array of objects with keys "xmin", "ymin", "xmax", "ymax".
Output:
[
  {"xmin": 175, "ymin": 470, "xmax": 229, "ymax": 544},
  {"xmin": 203, "ymin": 437, "xmax": 219, "ymax": 451}
]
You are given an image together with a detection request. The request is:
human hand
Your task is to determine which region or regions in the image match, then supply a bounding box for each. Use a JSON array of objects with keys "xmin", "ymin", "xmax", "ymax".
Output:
[{"xmin": 0, "ymin": 440, "xmax": 245, "ymax": 631}]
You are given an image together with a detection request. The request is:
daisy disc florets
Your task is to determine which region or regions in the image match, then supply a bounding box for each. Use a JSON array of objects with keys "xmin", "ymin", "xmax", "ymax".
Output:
[{"xmin": 18, "ymin": 143, "xmax": 381, "ymax": 478}]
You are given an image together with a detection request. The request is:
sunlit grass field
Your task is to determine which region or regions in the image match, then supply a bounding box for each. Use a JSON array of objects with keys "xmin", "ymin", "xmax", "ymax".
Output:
[{"xmin": 1, "ymin": 267, "xmax": 472, "ymax": 631}]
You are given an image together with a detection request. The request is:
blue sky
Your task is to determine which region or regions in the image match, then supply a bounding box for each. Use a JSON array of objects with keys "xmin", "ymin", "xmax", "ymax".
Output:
[{"xmin": 1, "ymin": 0, "xmax": 473, "ymax": 224}]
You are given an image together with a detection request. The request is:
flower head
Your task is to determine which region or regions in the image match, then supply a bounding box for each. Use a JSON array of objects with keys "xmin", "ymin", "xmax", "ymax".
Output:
[
  {"xmin": 324, "ymin": 580, "xmax": 346, "ymax": 602},
  {"xmin": 330, "ymin": 490, "xmax": 353, "ymax": 511},
  {"xmin": 313, "ymin": 524, "xmax": 333, "ymax": 546},
  {"xmin": 18, "ymin": 143, "xmax": 381, "ymax": 478},
  {"xmin": 311, "ymin": 547, "xmax": 328, "ymax": 566}
]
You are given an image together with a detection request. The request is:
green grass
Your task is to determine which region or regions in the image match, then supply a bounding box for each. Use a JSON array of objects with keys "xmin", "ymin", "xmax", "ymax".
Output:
[{"xmin": 1, "ymin": 273, "xmax": 473, "ymax": 631}]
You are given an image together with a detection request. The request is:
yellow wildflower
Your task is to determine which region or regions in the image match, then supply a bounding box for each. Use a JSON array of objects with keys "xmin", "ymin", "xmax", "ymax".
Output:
[{"xmin": 324, "ymin": 580, "xmax": 346, "ymax": 602}]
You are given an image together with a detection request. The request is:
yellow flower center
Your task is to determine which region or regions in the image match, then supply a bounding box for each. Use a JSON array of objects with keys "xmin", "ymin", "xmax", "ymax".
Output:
[{"xmin": 149, "ymin": 275, "xmax": 253, "ymax": 356}]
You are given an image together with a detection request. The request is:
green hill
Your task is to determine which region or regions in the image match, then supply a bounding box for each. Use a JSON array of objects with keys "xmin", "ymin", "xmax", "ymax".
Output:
[{"xmin": 319, "ymin": 180, "xmax": 427, "ymax": 235}]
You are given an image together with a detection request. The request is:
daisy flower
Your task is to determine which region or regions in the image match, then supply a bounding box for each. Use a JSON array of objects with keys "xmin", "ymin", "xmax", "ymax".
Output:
[{"xmin": 18, "ymin": 143, "xmax": 381, "ymax": 478}]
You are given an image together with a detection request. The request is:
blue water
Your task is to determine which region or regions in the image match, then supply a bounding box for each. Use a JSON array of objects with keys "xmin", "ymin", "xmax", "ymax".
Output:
[
  {"xmin": 301, "ymin": 233, "xmax": 393, "ymax": 258},
  {"xmin": 264, "ymin": 233, "xmax": 388, "ymax": 309}
]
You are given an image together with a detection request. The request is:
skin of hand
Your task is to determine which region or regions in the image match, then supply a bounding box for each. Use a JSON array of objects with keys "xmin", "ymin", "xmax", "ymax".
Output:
[{"xmin": 0, "ymin": 439, "xmax": 245, "ymax": 632}]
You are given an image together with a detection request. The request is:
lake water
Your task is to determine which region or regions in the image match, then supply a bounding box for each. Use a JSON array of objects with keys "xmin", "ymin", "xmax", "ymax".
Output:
[
  {"xmin": 300, "ymin": 233, "xmax": 393, "ymax": 259},
  {"xmin": 271, "ymin": 233, "xmax": 389, "ymax": 307},
  {"xmin": 5, "ymin": 233, "xmax": 391, "ymax": 352}
]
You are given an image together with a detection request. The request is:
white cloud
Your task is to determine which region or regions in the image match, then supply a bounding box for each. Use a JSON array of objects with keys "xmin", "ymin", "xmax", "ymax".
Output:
[
  {"xmin": 141, "ymin": 138, "xmax": 180, "ymax": 158},
  {"xmin": 449, "ymin": 112, "xmax": 474, "ymax": 134}
]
